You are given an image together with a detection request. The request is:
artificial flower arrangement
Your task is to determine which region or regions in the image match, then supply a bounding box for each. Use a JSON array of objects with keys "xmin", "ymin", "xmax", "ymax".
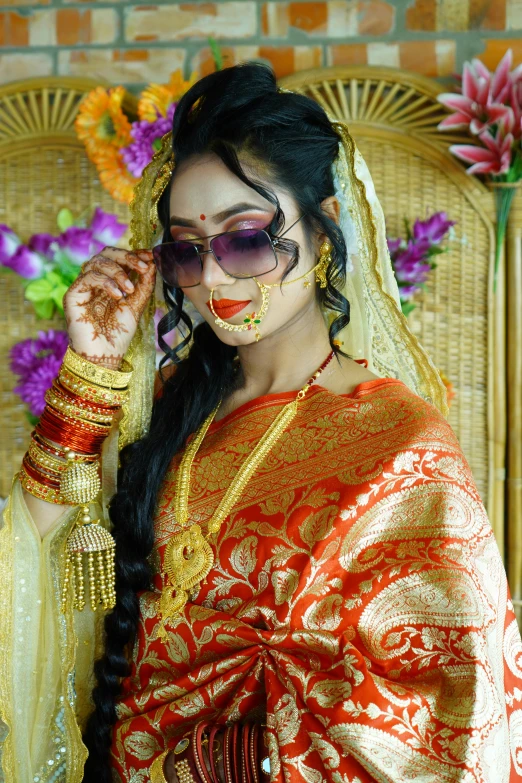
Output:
[
  {"xmin": 75, "ymin": 71, "xmax": 196, "ymax": 204},
  {"xmin": 438, "ymin": 49, "xmax": 522, "ymax": 287},
  {"xmin": 388, "ymin": 210, "xmax": 456, "ymax": 406},
  {"xmin": 1, "ymin": 207, "xmax": 127, "ymax": 422},
  {"xmin": 387, "ymin": 211, "xmax": 455, "ymax": 317}
]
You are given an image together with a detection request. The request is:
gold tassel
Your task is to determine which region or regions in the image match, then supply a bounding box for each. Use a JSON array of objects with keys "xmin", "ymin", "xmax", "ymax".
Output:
[{"xmin": 60, "ymin": 458, "xmax": 116, "ymax": 613}]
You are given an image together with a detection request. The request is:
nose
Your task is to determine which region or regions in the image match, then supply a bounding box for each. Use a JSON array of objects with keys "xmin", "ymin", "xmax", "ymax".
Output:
[{"xmin": 200, "ymin": 252, "xmax": 234, "ymax": 290}]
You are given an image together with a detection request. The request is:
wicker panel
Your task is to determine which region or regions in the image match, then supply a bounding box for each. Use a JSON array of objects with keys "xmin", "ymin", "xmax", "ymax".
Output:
[
  {"xmin": 0, "ymin": 78, "xmax": 133, "ymax": 498},
  {"xmin": 357, "ymin": 137, "xmax": 489, "ymax": 501}
]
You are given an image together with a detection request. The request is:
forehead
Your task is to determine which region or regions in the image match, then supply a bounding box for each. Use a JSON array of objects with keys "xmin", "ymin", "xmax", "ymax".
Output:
[{"xmin": 168, "ymin": 153, "xmax": 283, "ymax": 219}]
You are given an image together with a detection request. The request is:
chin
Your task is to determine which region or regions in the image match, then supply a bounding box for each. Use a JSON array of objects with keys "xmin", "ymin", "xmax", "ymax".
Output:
[{"xmin": 208, "ymin": 324, "xmax": 260, "ymax": 346}]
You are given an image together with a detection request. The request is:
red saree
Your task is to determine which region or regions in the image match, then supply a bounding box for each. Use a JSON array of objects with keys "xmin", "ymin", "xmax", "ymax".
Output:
[{"xmin": 112, "ymin": 378, "xmax": 522, "ymax": 782}]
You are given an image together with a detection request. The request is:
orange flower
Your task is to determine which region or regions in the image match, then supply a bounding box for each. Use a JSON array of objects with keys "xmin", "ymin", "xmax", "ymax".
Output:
[
  {"xmin": 138, "ymin": 70, "xmax": 197, "ymax": 121},
  {"xmin": 90, "ymin": 146, "xmax": 138, "ymax": 205},
  {"xmin": 75, "ymin": 86, "xmax": 132, "ymax": 155}
]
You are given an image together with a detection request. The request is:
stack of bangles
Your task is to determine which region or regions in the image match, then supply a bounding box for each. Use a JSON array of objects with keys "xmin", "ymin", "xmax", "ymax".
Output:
[
  {"xmin": 151, "ymin": 721, "xmax": 271, "ymax": 783},
  {"xmin": 19, "ymin": 346, "xmax": 132, "ymax": 504}
]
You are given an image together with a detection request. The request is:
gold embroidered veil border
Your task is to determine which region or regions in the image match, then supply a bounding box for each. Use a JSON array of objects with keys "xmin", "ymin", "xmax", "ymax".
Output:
[{"xmin": 122, "ymin": 122, "xmax": 448, "ymax": 446}]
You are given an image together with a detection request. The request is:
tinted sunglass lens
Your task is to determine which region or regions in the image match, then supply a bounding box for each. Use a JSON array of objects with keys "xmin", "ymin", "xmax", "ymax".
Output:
[
  {"xmin": 211, "ymin": 229, "xmax": 277, "ymax": 278},
  {"xmin": 153, "ymin": 242, "xmax": 201, "ymax": 287}
]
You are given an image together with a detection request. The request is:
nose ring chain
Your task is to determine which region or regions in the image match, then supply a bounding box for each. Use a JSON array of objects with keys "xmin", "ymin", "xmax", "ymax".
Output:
[{"xmin": 208, "ymin": 279, "xmax": 270, "ymax": 342}]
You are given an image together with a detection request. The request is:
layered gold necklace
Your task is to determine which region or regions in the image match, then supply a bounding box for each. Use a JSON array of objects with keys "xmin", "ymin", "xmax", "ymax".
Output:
[{"xmin": 157, "ymin": 350, "xmax": 335, "ymax": 640}]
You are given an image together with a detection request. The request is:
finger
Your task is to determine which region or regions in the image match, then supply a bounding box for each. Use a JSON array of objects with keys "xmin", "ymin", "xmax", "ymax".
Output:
[
  {"xmin": 125, "ymin": 262, "xmax": 156, "ymax": 322},
  {"xmin": 72, "ymin": 270, "xmax": 124, "ymax": 300},
  {"xmin": 81, "ymin": 256, "xmax": 135, "ymax": 294},
  {"xmin": 95, "ymin": 247, "xmax": 153, "ymax": 274}
]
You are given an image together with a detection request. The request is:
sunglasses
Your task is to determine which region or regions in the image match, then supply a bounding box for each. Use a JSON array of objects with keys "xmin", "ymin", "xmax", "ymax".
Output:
[{"xmin": 153, "ymin": 216, "xmax": 304, "ymax": 288}]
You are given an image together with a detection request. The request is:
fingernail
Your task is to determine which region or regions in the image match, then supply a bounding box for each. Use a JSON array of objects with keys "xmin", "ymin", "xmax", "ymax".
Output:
[
  {"xmin": 138, "ymin": 261, "xmax": 148, "ymax": 270},
  {"xmin": 124, "ymin": 280, "xmax": 134, "ymax": 291},
  {"xmin": 114, "ymin": 288, "xmax": 123, "ymax": 298}
]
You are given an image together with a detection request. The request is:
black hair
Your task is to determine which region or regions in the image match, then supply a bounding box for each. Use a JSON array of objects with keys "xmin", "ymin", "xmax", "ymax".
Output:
[{"xmin": 82, "ymin": 62, "xmax": 350, "ymax": 780}]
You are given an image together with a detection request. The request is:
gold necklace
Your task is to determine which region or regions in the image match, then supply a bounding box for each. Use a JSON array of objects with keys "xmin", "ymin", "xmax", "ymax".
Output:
[{"xmin": 157, "ymin": 350, "xmax": 335, "ymax": 640}]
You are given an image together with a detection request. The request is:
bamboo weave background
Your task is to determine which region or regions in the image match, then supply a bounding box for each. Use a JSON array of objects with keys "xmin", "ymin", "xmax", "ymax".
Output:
[{"xmin": 0, "ymin": 78, "xmax": 131, "ymax": 498}]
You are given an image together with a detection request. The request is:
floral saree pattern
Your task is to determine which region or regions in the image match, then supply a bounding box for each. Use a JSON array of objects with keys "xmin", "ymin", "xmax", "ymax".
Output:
[{"xmin": 112, "ymin": 378, "xmax": 522, "ymax": 782}]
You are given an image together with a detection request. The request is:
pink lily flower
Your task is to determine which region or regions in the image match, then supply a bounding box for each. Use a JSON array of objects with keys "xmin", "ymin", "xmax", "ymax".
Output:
[
  {"xmin": 450, "ymin": 129, "xmax": 514, "ymax": 176},
  {"xmin": 490, "ymin": 50, "xmax": 514, "ymax": 104},
  {"xmin": 438, "ymin": 59, "xmax": 512, "ymax": 134}
]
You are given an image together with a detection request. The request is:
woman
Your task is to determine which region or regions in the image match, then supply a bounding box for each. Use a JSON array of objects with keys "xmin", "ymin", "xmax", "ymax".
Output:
[{"xmin": 1, "ymin": 63, "xmax": 521, "ymax": 783}]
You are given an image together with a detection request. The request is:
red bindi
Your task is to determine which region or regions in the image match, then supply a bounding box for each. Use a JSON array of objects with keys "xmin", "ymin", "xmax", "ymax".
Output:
[{"xmin": 200, "ymin": 214, "xmax": 206, "ymax": 221}]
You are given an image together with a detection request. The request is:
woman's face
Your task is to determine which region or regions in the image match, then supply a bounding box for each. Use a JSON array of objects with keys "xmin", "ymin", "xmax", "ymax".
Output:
[{"xmin": 168, "ymin": 153, "xmax": 331, "ymax": 346}]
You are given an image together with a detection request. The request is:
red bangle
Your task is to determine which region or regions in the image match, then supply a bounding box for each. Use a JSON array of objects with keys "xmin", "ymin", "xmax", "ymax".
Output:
[
  {"xmin": 22, "ymin": 455, "xmax": 60, "ymax": 488},
  {"xmin": 37, "ymin": 406, "xmax": 109, "ymax": 453},
  {"xmin": 191, "ymin": 722, "xmax": 214, "ymax": 783},
  {"xmin": 207, "ymin": 725, "xmax": 221, "ymax": 783}
]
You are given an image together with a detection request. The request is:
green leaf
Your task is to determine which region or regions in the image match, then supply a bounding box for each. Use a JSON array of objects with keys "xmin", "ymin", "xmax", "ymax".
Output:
[
  {"xmin": 51, "ymin": 283, "xmax": 68, "ymax": 310},
  {"xmin": 32, "ymin": 298, "xmax": 55, "ymax": 319},
  {"xmin": 25, "ymin": 411, "xmax": 40, "ymax": 427},
  {"xmin": 208, "ymin": 37, "xmax": 223, "ymax": 71},
  {"xmin": 401, "ymin": 301, "xmax": 416, "ymax": 317},
  {"xmin": 25, "ymin": 277, "xmax": 54, "ymax": 302},
  {"xmin": 46, "ymin": 270, "xmax": 63, "ymax": 286},
  {"xmin": 57, "ymin": 208, "xmax": 75, "ymax": 232}
]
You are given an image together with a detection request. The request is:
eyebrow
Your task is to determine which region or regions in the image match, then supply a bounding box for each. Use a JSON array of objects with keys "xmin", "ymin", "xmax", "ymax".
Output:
[{"xmin": 169, "ymin": 202, "xmax": 270, "ymax": 227}]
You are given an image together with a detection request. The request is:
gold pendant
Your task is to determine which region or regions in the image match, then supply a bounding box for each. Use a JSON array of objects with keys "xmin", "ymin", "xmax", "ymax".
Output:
[{"xmin": 157, "ymin": 525, "xmax": 214, "ymax": 640}]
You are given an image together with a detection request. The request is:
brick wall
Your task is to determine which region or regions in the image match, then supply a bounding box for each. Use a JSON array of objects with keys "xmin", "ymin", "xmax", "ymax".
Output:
[{"xmin": 0, "ymin": 0, "xmax": 520, "ymax": 89}]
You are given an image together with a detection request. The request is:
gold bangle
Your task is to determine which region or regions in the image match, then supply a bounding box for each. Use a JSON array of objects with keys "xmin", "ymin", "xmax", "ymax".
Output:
[
  {"xmin": 59, "ymin": 367, "xmax": 128, "ymax": 406},
  {"xmin": 62, "ymin": 347, "xmax": 132, "ymax": 389},
  {"xmin": 45, "ymin": 388, "xmax": 116, "ymax": 425},
  {"xmin": 33, "ymin": 433, "xmax": 98, "ymax": 461},
  {"xmin": 26, "ymin": 446, "xmax": 66, "ymax": 476},
  {"xmin": 19, "ymin": 466, "xmax": 66, "ymax": 504},
  {"xmin": 150, "ymin": 750, "xmax": 170, "ymax": 783},
  {"xmin": 28, "ymin": 440, "xmax": 96, "ymax": 473}
]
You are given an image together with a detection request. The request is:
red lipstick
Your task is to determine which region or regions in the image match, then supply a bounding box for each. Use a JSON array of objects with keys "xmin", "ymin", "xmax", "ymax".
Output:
[{"xmin": 207, "ymin": 298, "xmax": 252, "ymax": 319}]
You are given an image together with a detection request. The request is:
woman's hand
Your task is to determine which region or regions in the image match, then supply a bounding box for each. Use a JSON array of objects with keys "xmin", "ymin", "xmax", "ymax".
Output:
[{"xmin": 63, "ymin": 247, "xmax": 156, "ymax": 369}]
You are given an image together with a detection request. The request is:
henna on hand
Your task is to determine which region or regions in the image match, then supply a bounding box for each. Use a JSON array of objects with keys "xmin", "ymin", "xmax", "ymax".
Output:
[
  {"xmin": 124, "ymin": 253, "xmax": 156, "ymax": 323},
  {"xmin": 75, "ymin": 283, "xmax": 129, "ymax": 347}
]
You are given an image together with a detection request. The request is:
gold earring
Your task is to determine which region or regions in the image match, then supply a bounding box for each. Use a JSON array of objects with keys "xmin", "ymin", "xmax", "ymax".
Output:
[{"xmin": 315, "ymin": 241, "xmax": 331, "ymax": 289}]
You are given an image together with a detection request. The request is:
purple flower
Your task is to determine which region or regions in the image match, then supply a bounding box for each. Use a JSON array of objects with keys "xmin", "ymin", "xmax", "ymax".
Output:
[
  {"xmin": 387, "ymin": 237, "xmax": 402, "ymax": 257},
  {"xmin": 2, "ymin": 245, "xmax": 44, "ymax": 279},
  {"xmin": 28, "ymin": 232, "xmax": 56, "ymax": 258},
  {"xmin": 9, "ymin": 329, "xmax": 69, "ymax": 378},
  {"xmin": 9, "ymin": 330, "xmax": 69, "ymax": 417},
  {"xmin": 58, "ymin": 227, "xmax": 103, "ymax": 265},
  {"xmin": 90, "ymin": 207, "xmax": 127, "ymax": 246},
  {"xmin": 13, "ymin": 357, "xmax": 63, "ymax": 416},
  {"xmin": 121, "ymin": 105, "xmax": 174, "ymax": 178},
  {"xmin": 398, "ymin": 284, "xmax": 419, "ymax": 301},
  {"xmin": 413, "ymin": 212, "xmax": 456, "ymax": 244},
  {"xmin": 393, "ymin": 240, "xmax": 432, "ymax": 285},
  {"xmin": 0, "ymin": 224, "xmax": 21, "ymax": 263}
]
